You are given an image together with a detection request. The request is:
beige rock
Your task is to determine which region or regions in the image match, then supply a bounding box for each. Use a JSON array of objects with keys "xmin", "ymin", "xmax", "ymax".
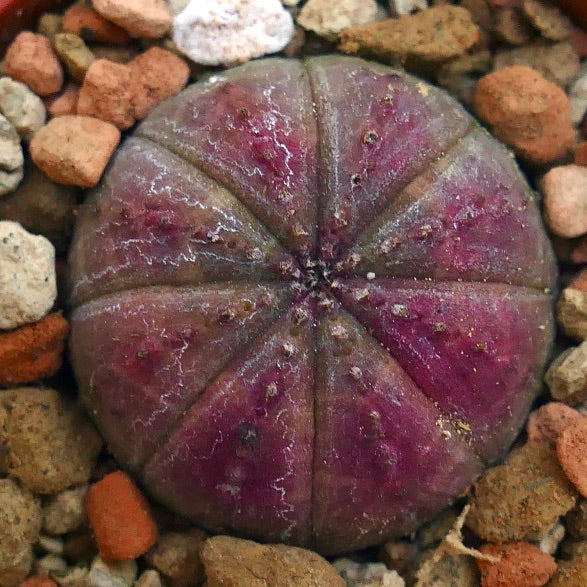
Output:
[
  {"xmin": 466, "ymin": 444, "xmax": 577, "ymax": 542},
  {"xmin": 297, "ymin": 0, "xmax": 378, "ymax": 41},
  {"xmin": 0, "ymin": 221, "xmax": 55, "ymax": 330},
  {"xmin": 537, "ymin": 520, "xmax": 566, "ymax": 555},
  {"xmin": 527, "ymin": 402, "xmax": 583, "ymax": 447},
  {"xmin": 35, "ymin": 553, "xmax": 68, "ymax": 576},
  {"xmin": 493, "ymin": 42, "xmax": 580, "ymax": 88},
  {"xmin": 87, "ymin": 556, "xmax": 138, "ymax": 587},
  {"xmin": 53, "ymin": 33, "xmax": 95, "ymax": 83},
  {"xmin": 0, "ymin": 77, "xmax": 46, "ymax": 141},
  {"xmin": 128, "ymin": 47, "xmax": 189, "ymax": 120},
  {"xmin": 92, "ymin": 0, "xmax": 172, "ymax": 39},
  {"xmin": 414, "ymin": 552, "xmax": 480, "ymax": 587},
  {"xmin": 476, "ymin": 541, "xmax": 557, "ymax": 587},
  {"xmin": 557, "ymin": 417, "xmax": 587, "ymax": 498},
  {"xmin": 493, "ymin": 8, "xmax": 534, "ymax": 45},
  {"xmin": 334, "ymin": 558, "xmax": 405, "ymax": 586},
  {"xmin": 543, "ymin": 165, "xmax": 587, "ymax": 238},
  {"xmin": 0, "ymin": 112, "xmax": 24, "ymax": 196},
  {"xmin": 378, "ymin": 541, "xmax": 419, "ymax": 576},
  {"xmin": 474, "ymin": 66, "xmax": 575, "ymax": 165},
  {"xmin": 548, "ymin": 554, "xmax": 587, "ymax": 586},
  {"xmin": 45, "ymin": 84, "xmax": 80, "ymax": 118},
  {"xmin": 43, "ymin": 485, "xmax": 89, "ymax": 535},
  {"xmin": 557, "ymin": 288, "xmax": 587, "ymax": 341},
  {"xmin": 77, "ymin": 59, "xmax": 134, "ymax": 129},
  {"xmin": 38, "ymin": 12, "xmax": 63, "ymax": 40},
  {"xmin": 522, "ymin": 0, "xmax": 571, "ymax": 41},
  {"xmin": 338, "ymin": 6, "xmax": 479, "ymax": 66},
  {"xmin": 4, "ymin": 32, "xmax": 63, "ymax": 96},
  {"xmin": 145, "ymin": 529, "xmax": 207, "ymax": 587},
  {"xmin": 30, "ymin": 115, "xmax": 120, "ymax": 188},
  {"xmin": 38, "ymin": 534, "xmax": 65, "ymax": 555},
  {"xmin": 0, "ymin": 387, "xmax": 102, "ymax": 494},
  {"xmin": 134, "ymin": 570, "xmax": 162, "ymax": 587},
  {"xmin": 388, "ymin": 0, "xmax": 429, "ymax": 17},
  {"xmin": 0, "ymin": 478, "xmax": 41, "ymax": 587},
  {"xmin": 201, "ymin": 536, "xmax": 345, "ymax": 587},
  {"xmin": 546, "ymin": 343, "xmax": 587, "ymax": 405}
]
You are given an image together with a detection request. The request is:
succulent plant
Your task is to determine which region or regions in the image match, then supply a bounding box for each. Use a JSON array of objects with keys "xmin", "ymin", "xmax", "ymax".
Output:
[{"xmin": 69, "ymin": 56, "xmax": 556, "ymax": 554}]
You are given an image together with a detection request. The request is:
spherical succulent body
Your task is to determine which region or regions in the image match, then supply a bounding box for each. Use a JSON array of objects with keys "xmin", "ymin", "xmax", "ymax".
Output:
[{"xmin": 69, "ymin": 56, "xmax": 556, "ymax": 554}]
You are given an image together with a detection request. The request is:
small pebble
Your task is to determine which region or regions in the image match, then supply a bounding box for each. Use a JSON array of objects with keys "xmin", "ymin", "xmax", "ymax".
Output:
[
  {"xmin": 0, "ymin": 312, "xmax": 69, "ymax": 386},
  {"xmin": 0, "ymin": 77, "xmax": 46, "ymax": 141},
  {"xmin": 466, "ymin": 443, "xmax": 577, "ymax": 542},
  {"xmin": 338, "ymin": 6, "xmax": 479, "ymax": 65},
  {"xmin": 134, "ymin": 570, "xmax": 162, "ymax": 587},
  {"xmin": 45, "ymin": 83, "xmax": 80, "ymax": 118},
  {"xmin": 0, "ymin": 112, "xmax": 24, "ymax": 196},
  {"xmin": 34, "ymin": 554, "xmax": 68, "ymax": 576},
  {"xmin": 527, "ymin": 402, "xmax": 583, "ymax": 447},
  {"xmin": 476, "ymin": 541, "xmax": 557, "ymax": 587},
  {"xmin": 145, "ymin": 529, "xmax": 207, "ymax": 587},
  {"xmin": 569, "ymin": 64, "xmax": 587, "ymax": 125},
  {"xmin": 128, "ymin": 47, "xmax": 189, "ymax": 120},
  {"xmin": 173, "ymin": 0, "xmax": 295, "ymax": 66},
  {"xmin": 388, "ymin": 0, "xmax": 429, "ymax": 17},
  {"xmin": 87, "ymin": 556, "xmax": 138, "ymax": 587},
  {"xmin": 38, "ymin": 534, "xmax": 65, "ymax": 556},
  {"xmin": 86, "ymin": 471, "xmax": 158, "ymax": 560},
  {"xmin": 474, "ymin": 66, "xmax": 575, "ymax": 165},
  {"xmin": 297, "ymin": 0, "xmax": 378, "ymax": 41},
  {"xmin": 37, "ymin": 13, "xmax": 63, "ymax": 40},
  {"xmin": 556, "ymin": 288, "xmax": 587, "ymax": 341},
  {"xmin": 557, "ymin": 417, "xmax": 587, "ymax": 497},
  {"xmin": 522, "ymin": 0, "xmax": 571, "ymax": 41},
  {"xmin": 333, "ymin": 558, "xmax": 405, "ymax": 586},
  {"xmin": 548, "ymin": 555, "xmax": 587, "ymax": 587},
  {"xmin": 493, "ymin": 7, "xmax": 535, "ymax": 45},
  {"xmin": 4, "ymin": 32, "xmax": 63, "ymax": 96},
  {"xmin": 52, "ymin": 33, "xmax": 95, "ymax": 84},
  {"xmin": 30, "ymin": 115, "xmax": 120, "ymax": 188},
  {"xmin": 0, "ymin": 221, "xmax": 55, "ymax": 330},
  {"xmin": 43, "ymin": 485, "xmax": 89, "ymax": 536},
  {"xmin": 62, "ymin": 5, "xmax": 131, "ymax": 45},
  {"xmin": 77, "ymin": 59, "xmax": 135, "ymax": 129},
  {"xmin": 92, "ymin": 0, "xmax": 172, "ymax": 39},
  {"xmin": 201, "ymin": 536, "xmax": 345, "ymax": 586},
  {"xmin": 542, "ymin": 165, "xmax": 587, "ymax": 238},
  {"xmin": 0, "ymin": 387, "xmax": 102, "ymax": 494},
  {"xmin": 537, "ymin": 520, "xmax": 566, "ymax": 555},
  {"xmin": 0, "ymin": 478, "xmax": 41, "ymax": 585}
]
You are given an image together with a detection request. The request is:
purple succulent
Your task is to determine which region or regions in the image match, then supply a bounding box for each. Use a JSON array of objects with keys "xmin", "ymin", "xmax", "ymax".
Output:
[{"xmin": 69, "ymin": 56, "xmax": 556, "ymax": 554}]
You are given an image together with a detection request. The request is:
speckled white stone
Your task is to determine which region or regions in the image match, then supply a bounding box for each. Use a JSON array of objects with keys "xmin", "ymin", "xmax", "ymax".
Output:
[
  {"xmin": 173, "ymin": 0, "xmax": 294, "ymax": 66},
  {"xmin": 0, "ymin": 77, "xmax": 46, "ymax": 142},
  {"xmin": 0, "ymin": 221, "xmax": 56, "ymax": 330}
]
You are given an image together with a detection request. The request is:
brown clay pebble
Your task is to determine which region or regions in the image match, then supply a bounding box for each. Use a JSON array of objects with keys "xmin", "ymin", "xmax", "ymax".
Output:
[
  {"xmin": 576, "ymin": 142, "xmax": 587, "ymax": 166},
  {"xmin": 4, "ymin": 32, "xmax": 63, "ymax": 97},
  {"xmin": 62, "ymin": 5, "xmax": 131, "ymax": 45},
  {"xmin": 477, "ymin": 542, "xmax": 557, "ymax": 587},
  {"xmin": 30, "ymin": 115, "xmax": 120, "ymax": 188},
  {"xmin": 93, "ymin": 0, "xmax": 172, "ymax": 39},
  {"xmin": 557, "ymin": 418, "xmax": 587, "ymax": 498},
  {"xmin": 45, "ymin": 84, "xmax": 80, "ymax": 118},
  {"xmin": 527, "ymin": 403, "xmax": 583, "ymax": 448},
  {"xmin": 474, "ymin": 66, "xmax": 575, "ymax": 165},
  {"xmin": 0, "ymin": 313, "xmax": 69, "ymax": 386},
  {"xmin": 77, "ymin": 59, "xmax": 135, "ymax": 129},
  {"xmin": 129, "ymin": 47, "xmax": 189, "ymax": 120}
]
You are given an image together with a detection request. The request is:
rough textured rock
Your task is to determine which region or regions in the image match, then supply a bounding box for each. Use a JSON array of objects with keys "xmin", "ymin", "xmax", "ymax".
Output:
[
  {"xmin": 338, "ymin": 6, "xmax": 480, "ymax": 66},
  {"xmin": 0, "ymin": 387, "xmax": 102, "ymax": 494},
  {"xmin": 389, "ymin": 0, "xmax": 429, "ymax": 17},
  {"xmin": 297, "ymin": 0, "xmax": 378, "ymax": 41},
  {"xmin": 542, "ymin": 165, "xmax": 587, "ymax": 238},
  {"xmin": 4, "ymin": 32, "xmax": 63, "ymax": 96},
  {"xmin": 200, "ymin": 536, "xmax": 345, "ymax": 587},
  {"xmin": 30, "ymin": 115, "xmax": 120, "ymax": 188},
  {"xmin": 522, "ymin": 0, "xmax": 571, "ymax": 41},
  {"xmin": 0, "ymin": 77, "xmax": 46, "ymax": 141},
  {"xmin": 62, "ymin": 5, "xmax": 131, "ymax": 44},
  {"xmin": 527, "ymin": 402, "xmax": 583, "ymax": 447},
  {"xmin": 172, "ymin": 0, "xmax": 294, "ymax": 66},
  {"xmin": 52, "ymin": 33, "xmax": 95, "ymax": 83},
  {"xmin": 334, "ymin": 558, "xmax": 405, "ymax": 586},
  {"xmin": 557, "ymin": 417, "xmax": 587, "ymax": 497},
  {"xmin": 493, "ymin": 7, "xmax": 534, "ymax": 45},
  {"xmin": 69, "ymin": 56, "xmax": 556, "ymax": 554},
  {"xmin": 0, "ymin": 112, "xmax": 24, "ymax": 195},
  {"xmin": 557, "ymin": 288, "xmax": 587, "ymax": 341},
  {"xmin": 474, "ymin": 66, "xmax": 575, "ymax": 165},
  {"xmin": 0, "ymin": 478, "xmax": 41, "ymax": 587},
  {"xmin": 0, "ymin": 221, "xmax": 55, "ymax": 330},
  {"xmin": 92, "ymin": 0, "xmax": 171, "ymax": 39},
  {"xmin": 43, "ymin": 485, "xmax": 88, "ymax": 535},
  {"xmin": 466, "ymin": 444, "xmax": 577, "ymax": 542}
]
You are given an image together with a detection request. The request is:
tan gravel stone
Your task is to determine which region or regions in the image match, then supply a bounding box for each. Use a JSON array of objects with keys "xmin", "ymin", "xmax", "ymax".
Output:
[
  {"xmin": 527, "ymin": 403, "xmax": 583, "ymax": 447},
  {"xmin": 30, "ymin": 115, "xmax": 120, "ymax": 188},
  {"xmin": 466, "ymin": 444, "xmax": 577, "ymax": 542},
  {"xmin": 77, "ymin": 59, "xmax": 134, "ymax": 129},
  {"xmin": 522, "ymin": 0, "xmax": 571, "ymax": 41},
  {"xmin": 43, "ymin": 485, "xmax": 89, "ymax": 535},
  {"xmin": 546, "ymin": 343, "xmax": 587, "ymax": 407},
  {"xmin": 45, "ymin": 84, "xmax": 80, "ymax": 118},
  {"xmin": 493, "ymin": 7, "xmax": 535, "ymax": 45},
  {"xmin": 557, "ymin": 417, "xmax": 587, "ymax": 497},
  {"xmin": 0, "ymin": 387, "xmax": 102, "ymax": 494},
  {"xmin": 128, "ymin": 47, "xmax": 189, "ymax": 120},
  {"xmin": 53, "ymin": 33, "xmax": 95, "ymax": 84},
  {"xmin": 476, "ymin": 542, "xmax": 556, "ymax": 587},
  {"xmin": 4, "ymin": 32, "xmax": 63, "ymax": 96},
  {"xmin": 201, "ymin": 536, "xmax": 345, "ymax": 587},
  {"xmin": 557, "ymin": 288, "xmax": 587, "ymax": 341},
  {"xmin": 474, "ymin": 66, "xmax": 575, "ymax": 165},
  {"xmin": 548, "ymin": 556, "xmax": 587, "ymax": 587},
  {"xmin": 338, "ymin": 6, "xmax": 479, "ymax": 66},
  {"xmin": 92, "ymin": 0, "xmax": 172, "ymax": 39}
]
